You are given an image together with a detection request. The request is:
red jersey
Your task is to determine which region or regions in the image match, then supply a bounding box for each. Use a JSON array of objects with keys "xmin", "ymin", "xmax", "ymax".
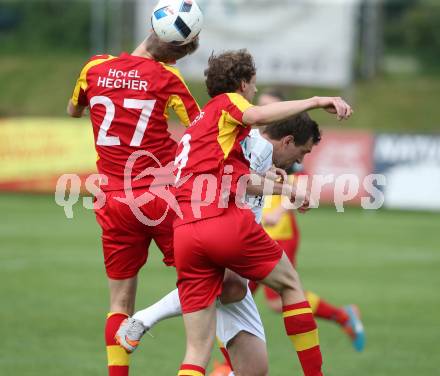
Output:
[
  {"xmin": 70, "ymin": 53, "xmax": 200, "ymax": 191},
  {"xmin": 174, "ymin": 93, "xmax": 254, "ymax": 225}
]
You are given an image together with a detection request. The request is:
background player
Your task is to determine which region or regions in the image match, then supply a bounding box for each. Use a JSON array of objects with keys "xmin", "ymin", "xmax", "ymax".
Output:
[
  {"xmin": 67, "ymin": 31, "xmax": 200, "ymax": 376},
  {"xmin": 172, "ymin": 49, "xmax": 353, "ymax": 376},
  {"xmin": 249, "ymin": 89, "xmax": 366, "ymax": 352}
]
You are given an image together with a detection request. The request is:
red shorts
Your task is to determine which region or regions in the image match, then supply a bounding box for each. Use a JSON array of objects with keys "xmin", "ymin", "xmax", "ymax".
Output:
[
  {"xmin": 94, "ymin": 189, "xmax": 175, "ymax": 280},
  {"xmin": 174, "ymin": 205, "xmax": 283, "ymax": 313}
]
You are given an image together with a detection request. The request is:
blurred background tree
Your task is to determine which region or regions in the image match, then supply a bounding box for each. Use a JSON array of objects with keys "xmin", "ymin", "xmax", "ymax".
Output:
[
  {"xmin": 384, "ymin": 0, "xmax": 440, "ymax": 72},
  {"xmin": 0, "ymin": 0, "xmax": 91, "ymax": 54}
]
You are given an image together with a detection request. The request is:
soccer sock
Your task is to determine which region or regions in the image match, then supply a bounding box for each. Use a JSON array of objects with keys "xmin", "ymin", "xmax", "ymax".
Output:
[
  {"xmin": 178, "ymin": 364, "xmax": 205, "ymax": 376},
  {"xmin": 105, "ymin": 312, "xmax": 130, "ymax": 376},
  {"xmin": 133, "ymin": 288, "xmax": 182, "ymax": 329},
  {"xmin": 306, "ymin": 291, "xmax": 349, "ymax": 326},
  {"xmin": 217, "ymin": 338, "xmax": 234, "ymax": 370},
  {"xmin": 283, "ymin": 301, "xmax": 323, "ymax": 376}
]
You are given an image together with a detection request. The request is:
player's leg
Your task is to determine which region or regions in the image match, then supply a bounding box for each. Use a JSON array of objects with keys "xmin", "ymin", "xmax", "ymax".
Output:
[
  {"xmin": 116, "ymin": 270, "xmax": 247, "ymax": 353},
  {"xmin": 226, "ymin": 209, "xmax": 323, "ymax": 376},
  {"xmin": 227, "ymin": 332, "xmax": 268, "ymax": 376},
  {"xmin": 213, "ymin": 287, "xmax": 268, "ymax": 376},
  {"xmin": 108, "ymin": 277, "xmax": 138, "ymax": 314},
  {"xmin": 133, "ymin": 289, "xmax": 181, "ymax": 330},
  {"xmin": 306, "ymin": 291, "xmax": 365, "ymax": 351},
  {"xmin": 220, "ymin": 269, "xmax": 248, "ymax": 304},
  {"xmin": 260, "ymin": 253, "xmax": 322, "ymax": 376},
  {"xmin": 261, "ymin": 236, "xmax": 296, "ymax": 313},
  {"xmin": 179, "ymin": 304, "xmax": 217, "ymax": 375},
  {"xmin": 179, "ymin": 278, "xmax": 250, "ymax": 375},
  {"xmin": 173, "ymin": 220, "xmax": 227, "ymax": 375},
  {"xmin": 211, "ymin": 334, "xmax": 268, "ymax": 376},
  {"xmin": 307, "ymin": 290, "xmax": 349, "ymax": 325},
  {"xmin": 106, "ymin": 277, "xmax": 137, "ymax": 376},
  {"xmin": 95, "ymin": 190, "xmax": 150, "ymax": 376},
  {"xmin": 263, "ymin": 215, "xmax": 300, "ymax": 312},
  {"xmin": 127, "ymin": 206, "xmax": 183, "ymax": 332}
]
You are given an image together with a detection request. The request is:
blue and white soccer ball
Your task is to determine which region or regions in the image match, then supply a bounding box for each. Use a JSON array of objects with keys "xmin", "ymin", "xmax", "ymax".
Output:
[{"xmin": 151, "ymin": 0, "xmax": 203, "ymax": 45}]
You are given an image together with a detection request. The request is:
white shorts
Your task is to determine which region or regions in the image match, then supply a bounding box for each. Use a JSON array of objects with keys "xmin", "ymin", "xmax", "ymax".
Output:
[{"xmin": 216, "ymin": 287, "xmax": 266, "ymax": 347}]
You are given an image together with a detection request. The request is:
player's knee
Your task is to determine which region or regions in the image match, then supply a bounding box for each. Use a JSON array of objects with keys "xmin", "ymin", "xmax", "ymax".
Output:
[
  {"xmin": 279, "ymin": 267, "xmax": 301, "ymax": 292},
  {"xmin": 268, "ymin": 267, "xmax": 302, "ymax": 296}
]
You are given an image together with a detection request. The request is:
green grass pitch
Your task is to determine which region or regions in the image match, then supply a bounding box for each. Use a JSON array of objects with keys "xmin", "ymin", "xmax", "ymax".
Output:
[{"xmin": 1, "ymin": 193, "xmax": 439, "ymax": 375}]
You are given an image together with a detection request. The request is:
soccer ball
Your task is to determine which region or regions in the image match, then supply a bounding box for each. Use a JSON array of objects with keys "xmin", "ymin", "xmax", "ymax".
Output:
[{"xmin": 151, "ymin": 0, "xmax": 203, "ymax": 45}]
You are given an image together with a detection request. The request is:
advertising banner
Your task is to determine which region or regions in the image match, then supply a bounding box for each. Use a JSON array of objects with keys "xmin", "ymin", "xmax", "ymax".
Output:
[
  {"xmin": 374, "ymin": 134, "xmax": 440, "ymax": 211},
  {"xmin": 0, "ymin": 118, "xmax": 96, "ymax": 192},
  {"xmin": 302, "ymin": 129, "xmax": 375, "ymax": 206}
]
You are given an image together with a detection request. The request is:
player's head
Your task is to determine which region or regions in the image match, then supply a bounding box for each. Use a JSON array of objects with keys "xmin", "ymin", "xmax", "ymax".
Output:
[
  {"xmin": 257, "ymin": 88, "xmax": 286, "ymax": 106},
  {"xmin": 146, "ymin": 32, "xmax": 199, "ymax": 63},
  {"xmin": 263, "ymin": 113, "xmax": 321, "ymax": 169},
  {"xmin": 204, "ymin": 49, "xmax": 257, "ymax": 101}
]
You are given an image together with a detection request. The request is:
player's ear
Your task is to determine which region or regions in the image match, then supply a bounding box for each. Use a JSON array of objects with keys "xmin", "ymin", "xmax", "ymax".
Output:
[
  {"xmin": 240, "ymin": 80, "xmax": 247, "ymax": 92},
  {"xmin": 283, "ymin": 135, "xmax": 294, "ymax": 146}
]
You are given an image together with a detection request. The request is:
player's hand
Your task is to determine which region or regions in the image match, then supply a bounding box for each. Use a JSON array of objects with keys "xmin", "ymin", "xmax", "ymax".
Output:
[
  {"xmin": 265, "ymin": 167, "xmax": 287, "ymax": 182},
  {"xmin": 290, "ymin": 189, "xmax": 311, "ymax": 213},
  {"xmin": 263, "ymin": 210, "xmax": 283, "ymax": 226},
  {"xmin": 314, "ymin": 96, "xmax": 353, "ymax": 121}
]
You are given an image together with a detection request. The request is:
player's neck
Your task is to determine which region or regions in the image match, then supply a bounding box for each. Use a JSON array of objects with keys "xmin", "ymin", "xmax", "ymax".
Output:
[{"xmin": 131, "ymin": 40, "xmax": 154, "ymax": 59}]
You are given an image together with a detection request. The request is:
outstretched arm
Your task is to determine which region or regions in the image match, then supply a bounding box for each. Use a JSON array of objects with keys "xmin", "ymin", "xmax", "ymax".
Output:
[{"xmin": 243, "ymin": 96, "xmax": 353, "ymax": 126}]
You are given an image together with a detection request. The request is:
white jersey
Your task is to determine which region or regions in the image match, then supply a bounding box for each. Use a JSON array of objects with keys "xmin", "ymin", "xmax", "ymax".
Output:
[{"xmin": 241, "ymin": 129, "xmax": 274, "ymax": 223}]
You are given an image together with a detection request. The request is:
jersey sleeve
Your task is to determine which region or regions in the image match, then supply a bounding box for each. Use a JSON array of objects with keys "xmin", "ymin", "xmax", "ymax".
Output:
[
  {"xmin": 224, "ymin": 93, "xmax": 254, "ymax": 127},
  {"xmin": 161, "ymin": 64, "xmax": 200, "ymax": 126},
  {"xmin": 70, "ymin": 54, "xmax": 115, "ymax": 107},
  {"xmin": 70, "ymin": 64, "xmax": 89, "ymax": 107}
]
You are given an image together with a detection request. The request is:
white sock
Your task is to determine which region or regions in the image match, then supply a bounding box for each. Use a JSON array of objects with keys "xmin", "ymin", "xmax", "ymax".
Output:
[{"xmin": 133, "ymin": 288, "xmax": 182, "ymax": 329}]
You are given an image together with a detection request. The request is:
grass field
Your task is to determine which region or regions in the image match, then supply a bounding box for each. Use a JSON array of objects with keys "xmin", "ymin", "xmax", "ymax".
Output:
[{"xmin": 1, "ymin": 193, "xmax": 439, "ymax": 375}]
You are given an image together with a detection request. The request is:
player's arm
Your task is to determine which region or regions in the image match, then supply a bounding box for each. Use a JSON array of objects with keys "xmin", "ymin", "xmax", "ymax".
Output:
[
  {"xmin": 243, "ymin": 96, "xmax": 353, "ymax": 126},
  {"xmin": 67, "ymin": 100, "xmax": 87, "ymax": 118},
  {"xmin": 246, "ymin": 173, "xmax": 291, "ymax": 196},
  {"xmin": 67, "ymin": 58, "xmax": 95, "ymax": 118},
  {"xmin": 247, "ymin": 174, "xmax": 310, "ymax": 212}
]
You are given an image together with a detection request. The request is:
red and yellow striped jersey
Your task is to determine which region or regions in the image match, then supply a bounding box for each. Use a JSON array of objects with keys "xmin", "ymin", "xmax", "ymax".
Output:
[
  {"xmin": 70, "ymin": 53, "xmax": 200, "ymax": 191},
  {"xmin": 174, "ymin": 93, "xmax": 254, "ymax": 225}
]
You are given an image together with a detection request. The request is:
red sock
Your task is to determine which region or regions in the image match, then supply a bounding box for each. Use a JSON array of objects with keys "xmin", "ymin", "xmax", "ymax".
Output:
[
  {"xmin": 219, "ymin": 344, "xmax": 233, "ymax": 369},
  {"xmin": 178, "ymin": 364, "xmax": 205, "ymax": 376},
  {"xmin": 306, "ymin": 291, "xmax": 349, "ymax": 325},
  {"xmin": 316, "ymin": 300, "xmax": 348, "ymax": 325},
  {"xmin": 283, "ymin": 301, "xmax": 323, "ymax": 376},
  {"xmin": 105, "ymin": 312, "xmax": 129, "ymax": 376}
]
